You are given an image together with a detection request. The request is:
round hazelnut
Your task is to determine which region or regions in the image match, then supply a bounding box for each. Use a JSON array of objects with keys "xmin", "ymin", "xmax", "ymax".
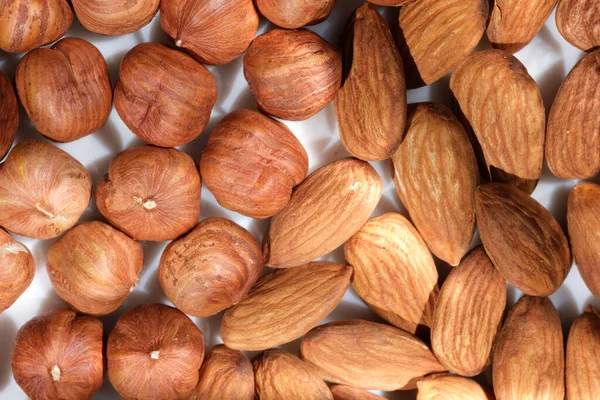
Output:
[
  {"xmin": 0, "ymin": 0, "xmax": 73, "ymax": 53},
  {"xmin": 0, "ymin": 228, "xmax": 35, "ymax": 313},
  {"xmin": 0, "ymin": 71, "xmax": 18, "ymax": 160},
  {"xmin": 158, "ymin": 217, "xmax": 263, "ymax": 317},
  {"xmin": 96, "ymin": 145, "xmax": 201, "ymax": 241},
  {"xmin": 115, "ymin": 43, "xmax": 217, "ymax": 147},
  {"xmin": 0, "ymin": 140, "xmax": 92, "ymax": 239},
  {"xmin": 160, "ymin": 0, "xmax": 259, "ymax": 65},
  {"xmin": 107, "ymin": 304, "xmax": 205, "ymax": 400},
  {"xmin": 47, "ymin": 221, "xmax": 144, "ymax": 316},
  {"xmin": 11, "ymin": 309, "xmax": 104, "ymax": 400},
  {"xmin": 256, "ymin": 0, "xmax": 336, "ymax": 29},
  {"xmin": 200, "ymin": 110, "xmax": 308, "ymax": 218},
  {"xmin": 15, "ymin": 37, "xmax": 113, "ymax": 143},
  {"xmin": 72, "ymin": 0, "xmax": 159, "ymax": 36},
  {"xmin": 244, "ymin": 28, "xmax": 342, "ymax": 120}
]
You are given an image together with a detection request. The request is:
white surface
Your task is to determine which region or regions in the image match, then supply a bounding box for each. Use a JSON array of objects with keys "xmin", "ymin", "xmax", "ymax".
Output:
[{"xmin": 0, "ymin": 2, "xmax": 592, "ymax": 399}]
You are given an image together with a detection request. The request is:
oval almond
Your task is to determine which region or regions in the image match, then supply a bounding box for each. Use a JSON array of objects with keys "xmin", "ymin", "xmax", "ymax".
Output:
[
  {"xmin": 417, "ymin": 374, "xmax": 491, "ymax": 400},
  {"xmin": 556, "ymin": 0, "xmax": 600, "ymax": 51},
  {"xmin": 567, "ymin": 305, "xmax": 600, "ymax": 399},
  {"xmin": 331, "ymin": 385, "xmax": 385, "ymax": 400}
]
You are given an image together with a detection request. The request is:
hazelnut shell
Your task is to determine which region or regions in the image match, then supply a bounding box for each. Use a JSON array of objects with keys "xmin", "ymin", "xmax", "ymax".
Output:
[
  {"xmin": 72, "ymin": 0, "xmax": 159, "ymax": 36},
  {"xmin": 0, "ymin": 71, "xmax": 18, "ymax": 160},
  {"xmin": 0, "ymin": 228, "xmax": 35, "ymax": 313},
  {"xmin": 256, "ymin": 0, "xmax": 336, "ymax": 29}
]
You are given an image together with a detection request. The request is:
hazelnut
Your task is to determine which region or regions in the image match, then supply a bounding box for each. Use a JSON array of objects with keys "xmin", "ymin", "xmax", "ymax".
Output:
[
  {"xmin": 96, "ymin": 145, "xmax": 201, "ymax": 241},
  {"xmin": 0, "ymin": 71, "xmax": 18, "ymax": 160},
  {"xmin": 0, "ymin": 140, "xmax": 92, "ymax": 239},
  {"xmin": 244, "ymin": 28, "xmax": 342, "ymax": 120},
  {"xmin": 0, "ymin": 0, "xmax": 73, "ymax": 53},
  {"xmin": 160, "ymin": 0, "xmax": 259, "ymax": 65},
  {"xmin": 15, "ymin": 38, "xmax": 112, "ymax": 143},
  {"xmin": 200, "ymin": 110, "xmax": 308, "ymax": 219},
  {"xmin": 47, "ymin": 221, "xmax": 144, "ymax": 316},
  {"xmin": 107, "ymin": 304, "xmax": 205, "ymax": 400},
  {"xmin": 72, "ymin": 0, "xmax": 159, "ymax": 36},
  {"xmin": 158, "ymin": 217, "xmax": 263, "ymax": 317},
  {"xmin": 115, "ymin": 43, "xmax": 217, "ymax": 147},
  {"xmin": 11, "ymin": 309, "xmax": 104, "ymax": 400},
  {"xmin": 256, "ymin": 0, "xmax": 336, "ymax": 29},
  {"xmin": 0, "ymin": 228, "xmax": 35, "ymax": 313}
]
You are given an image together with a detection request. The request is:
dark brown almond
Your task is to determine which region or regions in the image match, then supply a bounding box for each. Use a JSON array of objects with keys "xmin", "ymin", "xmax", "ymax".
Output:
[{"xmin": 566, "ymin": 305, "xmax": 600, "ymax": 399}]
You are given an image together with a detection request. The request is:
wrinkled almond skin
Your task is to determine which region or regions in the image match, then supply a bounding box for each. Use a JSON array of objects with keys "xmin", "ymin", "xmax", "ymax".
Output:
[
  {"xmin": 557, "ymin": 0, "xmax": 600, "ymax": 51},
  {"xmin": 0, "ymin": 71, "xmax": 18, "ymax": 160},
  {"xmin": 190, "ymin": 345, "xmax": 254, "ymax": 400},
  {"xmin": 160, "ymin": 0, "xmax": 259, "ymax": 65},
  {"xmin": 96, "ymin": 146, "xmax": 201, "ymax": 242},
  {"xmin": 221, "ymin": 262, "xmax": 351, "ymax": 351},
  {"xmin": 476, "ymin": 183, "xmax": 571, "ymax": 296},
  {"xmin": 431, "ymin": 247, "xmax": 506, "ymax": 377},
  {"xmin": 331, "ymin": 385, "xmax": 385, "ymax": 400},
  {"xmin": 397, "ymin": 0, "xmax": 488, "ymax": 87},
  {"xmin": 200, "ymin": 110, "xmax": 308, "ymax": 219},
  {"xmin": 159, "ymin": 217, "xmax": 263, "ymax": 318},
  {"xmin": 368, "ymin": 0, "xmax": 414, "ymax": 4},
  {"xmin": 546, "ymin": 50, "xmax": 600, "ymax": 179},
  {"xmin": 336, "ymin": 3, "xmax": 406, "ymax": 161},
  {"xmin": 264, "ymin": 158, "xmax": 382, "ymax": 268},
  {"xmin": 493, "ymin": 296, "xmax": 565, "ymax": 400},
  {"xmin": 392, "ymin": 103, "xmax": 478, "ymax": 266},
  {"xmin": 244, "ymin": 29, "xmax": 342, "ymax": 121},
  {"xmin": 451, "ymin": 50, "xmax": 545, "ymax": 193},
  {"xmin": 417, "ymin": 374, "xmax": 492, "ymax": 400},
  {"xmin": 0, "ymin": 140, "xmax": 92, "ymax": 239},
  {"xmin": 344, "ymin": 212, "xmax": 438, "ymax": 333},
  {"xmin": 256, "ymin": 0, "xmax": 335, "ymax": 29},
  {"xmin": 567, "ymin": 305, "xmax": 600, "ymax": 400},
  {"xmin": 300, "ymin": 320, "xmax": 446, "ymax": 391},
  {"xmin": 0, "ymin": 0, "xmax": 73, "ymax": 53},
  {"xmin": 115, "ymin": 42, "xmax": 217, "ymax": 148},
  {"xmin": 0, "ymin": 229, "xmax": 34, "ymax": 313},
  {"xmin": 72, "ymin": 0, "xmax": 159, "ymax": 35}
]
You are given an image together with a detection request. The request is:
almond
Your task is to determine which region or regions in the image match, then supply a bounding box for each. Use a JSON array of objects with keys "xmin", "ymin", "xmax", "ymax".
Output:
[
  {"xmin": 300, "ymin": 320, "xmax": 446, "ymax": 391},
  {"xmin": 344, "ymin": 212, "xmax": 438, "ymax": 333},
  {"xmin": 493, "ymin": 296, "xmax": 565, "ymax": 400},
  {"xmin": 331, "ymin": 385, "xmax": 385, "ymax": 400},
  {"xmin": 221, "ymin": 262, "xmax": 352, "ymax": 351},
  {"xmin": 392, "ymin": 103, "xmax": 478, "ymax": 266},
  {"xmin": 450, "ymin": 50, "xmax": 545, "ymax": 193},
  {"xmin": 566, "ymin": 305, "xmax": 600, "ymax": 399},
  {"xmin": 264, "ymin": 158, "xmax": 382, "ymax": 269},
  {"xmin": 368, "ymin": 0, "xmax": 413, "ymax": 4},
  {"xmin": 417, "ymin": 374, "xmax": 492, "ymax": 400},
  {"xmin": 556, "ymin": 0, "xmax": 600, "ymax": 51}
]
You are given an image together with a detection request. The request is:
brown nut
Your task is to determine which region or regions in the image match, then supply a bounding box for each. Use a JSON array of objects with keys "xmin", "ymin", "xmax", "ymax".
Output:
[
  {"xmin": 255, "ymin": 0, "xmax": 335, "ymax": 29},
  {"xmin": 160, "ymin": 0, "xmax": 259, "ymax": 65},
  {"xmin": 47, "ymin": 221, "xmax": 144, "ymax": 316},
  {"xmin": 115, "ymin": 43, "xmax": 217, "ymax": 148},
  {"xmin": 72, "ymin": 0, "xmax": 159, "ymax": 36},
  {"xmin": 96, "ymin": 146, "xmax": 201, "ymax": 241},
  {"xmin": 368, "ymin": 0, "xmax": 415, "ymax": 4},
  {"xmin": 15, "ymin": 38, "xmax": 112, "ymax": 143},
  {"xmin": 200, "ymin": 110, "xmax": 308, "ymax": 219},
  {"xmin": 0, "ymin": 71, "xmax": 18, "ymax": 160},
  {"xmin": 331, "ymin": 385, "xmax": 386, "ymax": 400},
  {"xmin": 244, "ymin": 28, "xmax": 342, "ymax": 121},
  {"xmin": 0, "ymin": 229, "xmax": 35, "ymax": 313},
  {"xmin": 417, "ymin": 373, "xmax": 492, "ymax": 400},
  {"xmin": 11, "ymin": 309, "xmax": 104, "ymax": 400},
  {"xmin": 159, "ymin": 217, "xmax": 263, "ymax": 318},
  {"xmin": 556, "ymin": 0, "xmax": 600, "ymax": 52},
  {"xmin": 566, "ymin": 305, "xmax": 600, "ymax": 400},
  {"xmin": 0, "ymin": 140, "xmax": 92, "ymax": 239},
  {"xmin": 0, "ymin": 0, "xmax": 73, "ymax": 53},
  {"xmin": 107, "ymin": 304, "xmax": 205, "ymax": 400}
]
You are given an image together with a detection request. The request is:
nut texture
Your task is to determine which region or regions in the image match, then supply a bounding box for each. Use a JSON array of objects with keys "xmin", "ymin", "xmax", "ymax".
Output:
[
  {"xmin": 244, "ymin": 28, "xmax": 342, "ymax": 121},
  {"xmin": 96, "ymin": 146, "xmax": 201, "ymax": 241},
  {"xmin": 331, "ymin": 385, "xmax": 386, "ymax": 400},
  {"xmin": 0, "ymin": 229, "xmax": 34, "ymax": 313},
  {"xmin": 47, "ymin": 221, "xmax": 144, "ymax": 316},
  {"xmin": 200, "ymin": 110, "xmax": 308, "ymax": 219},
  {"xmin": 257, "ymin": 0, "xmax": 335, "ymax": 29},
  {"xmin": 159, "ymin": 217, "xmax": 263, "ymax": 317},
  {"xmin": 0, "ymin": 71, "xmax": 18, "ymax": 160},
  {"xmin": 417, "ymin": 374, "xmax": 491, "ymax": 400},
  {"xmin": 368, "ymin": 0, "xmax": 414, "ymax": 4},
  {"xmin": 566, "ymin": 305, "xmax": 600, "ymax": 400},
  {"xmin": 72, "ymin": 0, "xmax": 159, "ymax": 35},
  {"xmin": 556, "ymin": 0, "xmax": 600, "ymax": 51},
  {"xmin": 0, "ymin": 140, "xmax": 92, "ymax": 239}
]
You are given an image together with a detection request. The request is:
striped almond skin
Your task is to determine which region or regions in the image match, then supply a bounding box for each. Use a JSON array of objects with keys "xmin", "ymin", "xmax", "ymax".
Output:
[
  {"xmin": 331, "ymin": 385, "xmax": 385, "ymax": 400},
  {"xmin": 72, "ymin": 0, "xmax": 159, "ymax": 35},
  {"xmin": 556, "ymin": 0, "xmax": 600, "ymax": 51},
  {"xmin": 431, "ymin": 247, "xmax": 506, "ymax": 377},
  {"xmin": 546, "ymin": 51, "xmax": 600, "ymax": 179},
  {"xmin": 567, "ymin": 306, "xmax": 600, "ymax": 400},
  {"xmin": 255, "ymin": 0, "xmax": 335, "ymax": 29},
  {"xmin": 344, "ymin": 212, "xmax": 439, "ymax": 333},
  {"xmin": 300, "ymin": 320, "xmax": 446, "ymax": 391},
  {"xmin": 0, "ymin": 71, "xmax": 18, "ymax": 160},
  {"xmin": 493, "ymin": 296, "xmax": 565, "ymax": 400},
  {"xmin": 221, "ymin": 262, "xmax": 351, "ymax": 351},
  {"xmin": 392, "ymin": 103, "xmax": 478, "ymax": 266},
  {"xmin": 0, "ymin": 0, "xmax": 73, "ymax": 53},
  {"xmin": 368, "ymin": 0, "xmax": 415, "ymax": 4},
  {"xmin": 417, "ymin": 374, "xmax": 492, "ymax": 400},
  {"xmin": 0, "ymin": 228, "xmax": 34, "ymax": 312}
]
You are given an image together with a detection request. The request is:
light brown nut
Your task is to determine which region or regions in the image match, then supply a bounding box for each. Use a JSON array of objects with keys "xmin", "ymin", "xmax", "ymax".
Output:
[
  {"xmin": 0, "ymin": 71, "xmax": 18, "ymax": 160},
  {"xmin": 566, "ymin": 305, "xmax": 600, "ymax": 400},
  {"xmin": 0, "ymin": 229, "xmax": 34, "ymax": 313},
  {"xmin": 368, "ymin": 0, "xmax": 415, "ymax": 4},
  {"xmin": 255, "ymin": 0, "xmax": 335, "ymax": 29},
  {"xmin": 556, "ymin": 0, "xmax": 600, "ymax": 51},
  {"xmin": 72, "ymin": 0, "xmax": 159, "ymax": 35},
  {"xmin": 331, "ymin": 385, "xmax": 385, "ymax": 400},
  {"xmin": 417, "ymin": 374, "xmax": 492, "ymax": 400}
]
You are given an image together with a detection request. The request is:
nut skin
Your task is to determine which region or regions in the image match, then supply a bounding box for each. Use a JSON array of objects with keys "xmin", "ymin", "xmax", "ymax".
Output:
[
  {"xmin": 47, "ymin": 221, "xmax": 144, "ymax": 316},
  {"xmin": 416, "ymin": 374, "xmax": 492, "ymax": 400},
  {"xmin": 16, "ymin": 38, "xmax": 112, "ymax": 143},
  {"xmin": 331, "ymin": 385, "xmax": 386, "ymax": 400},
  {"xmin": 244, "ymin": 29, "xmax": 342, "ymax": 121},
  {"xmin": 0, "ymin": 140, "xmax": 92, "ymax": 239},
  {"xmin": 11, "ymin": 309, "xmax": 104, "ymax": 400},
  {"xmin": 0, "ymin": 71, "xmax": 18, "ymax": 160},
  {"xmin": 158, "ymin": 217, "xmax": 263, "ymax": 318},
  {"xmin": 0, "ymin": 228, "xmax": 35, "ymax": 313},
  {"xmin": 107, "ymin": 304, "xmax": 205, "ymax": 400},
  {"xmin": 0, "ymin": 0, "xmax": 73, "ymax": 53},
  {"xmin": 368, "ymin": 0, "xmax": 415, "ymax": 4},
  {"xmin": 556, "ymin": 0, "xmax": 600, "ymax": 52},
  {"xmin": 160, "ymin": 0, "xmax": 259, "ymax": 65},
  {"xmin": 255, "ymin": 0, "xmax": 336, "ymax": 29},
  {"xmin": 115, "ymin": 43, "xmax": 217, "ymax": 148},
  {"xmin": 72, "ymin": 0, "xmax": 159, "ymax": 36},
  {"xmin": 566, "ymin": 305, "xmax": 600, "ymax": 400},
  {"xmin": 200, "ymin": 110, "xmax": 308, "ymax": 219},
  {"xmin": 96, "ymin": 146, "xmax": 201, "ymax": 241}
]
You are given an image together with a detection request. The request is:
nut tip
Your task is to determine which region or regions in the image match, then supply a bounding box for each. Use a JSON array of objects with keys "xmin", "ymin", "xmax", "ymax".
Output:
[{"xmin": 50, "ymin": 365, "xmax": 61, "ymax": 382}]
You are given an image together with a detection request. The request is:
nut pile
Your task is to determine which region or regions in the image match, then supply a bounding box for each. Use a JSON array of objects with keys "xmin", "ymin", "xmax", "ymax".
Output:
[{"xmin": 0, "ymin": 0, "xmax": 598, "ymax": 399}]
